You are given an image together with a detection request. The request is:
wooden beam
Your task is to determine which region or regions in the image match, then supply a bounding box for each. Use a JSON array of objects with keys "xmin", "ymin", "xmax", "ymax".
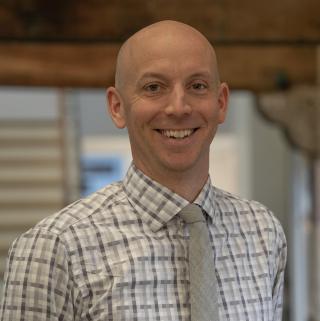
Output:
[
  {"xmin": 217, "ymin": 46, "xmax": 317, "ymax": 91},
  {"xmin": 0, "ymin": 43, "xmax": 316, "ymax": 91},
  {"xmin": 0, "ymin": 0, "xmax": 319, "ymax": 42},
  {"xmin": 0, "ymin": 43, "xmax": 119, "ymax": 87}
]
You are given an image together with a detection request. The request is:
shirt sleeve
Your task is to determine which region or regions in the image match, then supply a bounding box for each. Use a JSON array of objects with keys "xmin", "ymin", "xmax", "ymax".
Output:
[
  {"xmin": 0, "ymin": 228, "xmax": 75, "ymax": 320},
  {"xmin": 270, "ymin": 217, "xmax": 287, "ymax": 321}
]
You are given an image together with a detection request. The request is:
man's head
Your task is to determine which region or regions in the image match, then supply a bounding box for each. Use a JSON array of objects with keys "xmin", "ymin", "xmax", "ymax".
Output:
[
  {"xmin": 107, "ymin": 20, "xmax": 229, "ymax": 184},
  {"xmin": 114, "ymin": 21, "xmax": 221, "ymax": 92}
]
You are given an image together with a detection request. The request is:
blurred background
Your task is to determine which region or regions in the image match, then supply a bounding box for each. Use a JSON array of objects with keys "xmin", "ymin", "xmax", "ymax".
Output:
[{"xmin": 0, "ymin": 1, "xmax": 319, "ymax": 320}]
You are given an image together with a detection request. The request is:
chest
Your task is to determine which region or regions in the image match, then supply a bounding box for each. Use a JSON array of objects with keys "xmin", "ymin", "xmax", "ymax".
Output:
[{"xmin": 70, "ymin": 223, "xmax": 273, "ymax": 321}]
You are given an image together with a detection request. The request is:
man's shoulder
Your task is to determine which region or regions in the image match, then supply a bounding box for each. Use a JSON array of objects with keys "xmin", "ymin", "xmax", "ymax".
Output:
[
  {"xmin": 7, "ymin": 181, "xmax": 128, "ymax": 275},
  {"xmin": 213, "ymin": 186, "xmax": 284, "ymax": 233},
  {"xmin": 214, "ymin": 187, "xmax": 266, "ymax": 211},
  {"xmin": 31, "ymin": 181, "xmax": 126, "ymax": 237}
]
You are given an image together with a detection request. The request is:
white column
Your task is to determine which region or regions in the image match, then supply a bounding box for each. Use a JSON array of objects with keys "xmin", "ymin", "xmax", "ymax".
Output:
[{"xmin": 289, "ymin": 151, "xmax": 311, "ymax": 321}]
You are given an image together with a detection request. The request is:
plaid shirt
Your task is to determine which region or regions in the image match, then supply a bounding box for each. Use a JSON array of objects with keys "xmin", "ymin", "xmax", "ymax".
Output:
[{"xmin": 0, "ymin": 163, "xmax": 286, "ymax": 321}]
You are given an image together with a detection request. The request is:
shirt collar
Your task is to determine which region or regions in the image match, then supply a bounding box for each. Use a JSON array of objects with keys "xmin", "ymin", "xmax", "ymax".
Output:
[
  {"xmin": 193, "ymin": 177, "xmax": 217, "ymax": 221},
  {"xmin": 123, "ymin": 163, "xmax": 216, "ymax": 232}
]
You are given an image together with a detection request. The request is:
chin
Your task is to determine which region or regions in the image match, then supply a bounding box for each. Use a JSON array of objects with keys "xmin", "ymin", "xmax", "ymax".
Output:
[
  {"xmin": 160, "ymin": 151, "xmax": 209, "ymax": 176},
  {"xmin": 162, "ymin": 159, "xmax": 198, "ymax": 174}
]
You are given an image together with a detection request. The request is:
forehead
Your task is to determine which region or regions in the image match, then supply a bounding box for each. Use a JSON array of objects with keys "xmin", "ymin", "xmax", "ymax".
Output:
[{"xmin": 121, "ymin": 28, "xmax": 216, "ymax": 82}]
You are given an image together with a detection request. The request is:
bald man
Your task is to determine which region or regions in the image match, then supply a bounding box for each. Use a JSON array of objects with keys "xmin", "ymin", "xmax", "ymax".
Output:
[{"xmin": 0, "ymin": 21, "xmax": 286, "ymax": 321}]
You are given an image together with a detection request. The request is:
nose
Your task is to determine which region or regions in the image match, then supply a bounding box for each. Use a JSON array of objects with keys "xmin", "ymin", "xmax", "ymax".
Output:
[{"xmin": 164, "ymin": 85, "xmax": 192, "ymax": 116}]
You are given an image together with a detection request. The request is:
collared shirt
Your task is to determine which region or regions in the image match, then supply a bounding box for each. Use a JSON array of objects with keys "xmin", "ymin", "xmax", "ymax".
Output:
[{"xmin": 0, "ymin": 163, "xmax": 286, "ymax": 321}]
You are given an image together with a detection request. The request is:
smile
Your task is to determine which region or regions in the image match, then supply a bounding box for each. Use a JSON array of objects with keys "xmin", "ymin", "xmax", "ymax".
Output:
[{"xmin": 158, "ymin": 129, "xmax": 197, "ymax": 139}]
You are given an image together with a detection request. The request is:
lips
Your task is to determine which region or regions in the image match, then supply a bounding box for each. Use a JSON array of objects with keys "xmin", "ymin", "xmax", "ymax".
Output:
[{"xmin": 158, "ymin": 129, "xmax": 197, "ymax": 139}]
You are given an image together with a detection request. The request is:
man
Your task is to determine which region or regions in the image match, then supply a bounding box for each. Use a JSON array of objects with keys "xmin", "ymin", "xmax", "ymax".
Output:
[{"xmin": 0, "ymin": 21, "xmax": 286, "ymax": 321}]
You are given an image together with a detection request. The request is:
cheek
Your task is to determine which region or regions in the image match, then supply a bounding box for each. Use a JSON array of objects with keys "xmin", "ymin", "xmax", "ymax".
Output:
[
  {"xmin": 200, "ymin": 103, "xmax": 220, "ymax": 122},
  {"xmin": 128, "ymin": 94, "xmax": 142, "ymax": 106},
  {"xmin": 131, "ymin": 101, "xmax": 163, "ymax": 125},
  {"xmin": 124, "ymin": 107, "xmax": 151, "ymax": 134}
]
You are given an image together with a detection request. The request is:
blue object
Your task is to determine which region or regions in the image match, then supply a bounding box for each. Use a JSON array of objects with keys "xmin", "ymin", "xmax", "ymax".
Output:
[{"xmin": 81, "ymin": 155, "xmax": 124, "ymax": 196}]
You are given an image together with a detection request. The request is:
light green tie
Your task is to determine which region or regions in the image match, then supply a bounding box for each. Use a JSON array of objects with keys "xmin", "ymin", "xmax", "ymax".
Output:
[{"xmin": 180, "ymin": 204, "xmax": 219, "ymax": 321}]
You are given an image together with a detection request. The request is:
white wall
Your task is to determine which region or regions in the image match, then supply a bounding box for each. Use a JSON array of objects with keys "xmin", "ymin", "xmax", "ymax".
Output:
[{"xmin": 0, "ymin": 87, "xmax": 59, "ymax": 119}]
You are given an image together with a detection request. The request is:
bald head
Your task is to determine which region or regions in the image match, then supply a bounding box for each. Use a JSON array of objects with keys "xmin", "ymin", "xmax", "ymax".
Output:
[
  {"xmin": 107, "ymin": 20, "xmax": 229, "ymax": 186},
  {"xmin": 114, "ymin": 20, "xmax": 220, "ymax": 90}
]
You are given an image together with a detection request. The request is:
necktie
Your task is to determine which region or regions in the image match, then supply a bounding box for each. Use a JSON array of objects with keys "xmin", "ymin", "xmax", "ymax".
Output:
[{"xmin": 180, "ymin": 204, "xmax": 219, "ymax": 321}]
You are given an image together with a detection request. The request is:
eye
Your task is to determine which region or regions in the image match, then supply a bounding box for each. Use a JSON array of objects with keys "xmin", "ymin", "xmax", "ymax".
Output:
[
  {"xmin": 144, "ymin": 83, "xmax": 161, "ymax": 93},
  {"xmin": 191, "ymin": 82, "xmax": 208, "ymax": 91}
]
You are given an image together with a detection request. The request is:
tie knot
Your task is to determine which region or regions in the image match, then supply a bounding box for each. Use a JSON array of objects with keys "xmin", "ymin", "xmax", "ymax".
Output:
[{"xmin": 180, "ymin": 204, "xmax": 205, "ymax": 224}]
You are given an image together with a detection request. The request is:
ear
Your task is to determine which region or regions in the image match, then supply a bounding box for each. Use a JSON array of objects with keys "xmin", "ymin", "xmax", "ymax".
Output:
[
  {"xmin": 106, "ymin": 87, "xmax": 126, "ymax": 129},
  {"xmin": 217, "ymin": 82, "xmax": 229, "ymax": 124}
]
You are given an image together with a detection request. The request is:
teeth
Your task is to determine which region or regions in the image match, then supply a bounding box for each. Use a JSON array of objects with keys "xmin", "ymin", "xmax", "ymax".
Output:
[{"xmin": 161, "ymin": 129, "xmax": 194, "ymax": 139}]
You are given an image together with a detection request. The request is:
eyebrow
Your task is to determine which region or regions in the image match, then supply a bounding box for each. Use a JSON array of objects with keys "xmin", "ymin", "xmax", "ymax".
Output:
[
  {"xmin": 138, "ymin": 72, "xmax": 169, "ymax": 82},
  {"xmin": 138, "ymin": 70, "xmax": 213, "ymax": 82},
  {"xmin": 188, "ymin": 71, "xmax": 212, "ymax": 79}
]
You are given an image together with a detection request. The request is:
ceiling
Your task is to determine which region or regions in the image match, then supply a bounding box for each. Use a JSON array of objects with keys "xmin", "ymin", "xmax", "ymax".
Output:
[{"xmin": 0, "ymin": 0, "xmax": 319, "ymax": 91}]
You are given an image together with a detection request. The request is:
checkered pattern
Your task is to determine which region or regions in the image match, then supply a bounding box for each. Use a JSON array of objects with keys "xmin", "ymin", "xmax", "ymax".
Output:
[{"xmin": 0, "ymin": 163, "xmax": 286, "ymax": 321}]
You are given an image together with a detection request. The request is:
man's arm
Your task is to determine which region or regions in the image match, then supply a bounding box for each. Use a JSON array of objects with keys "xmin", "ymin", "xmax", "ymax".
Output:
[
  {"xmin": 0, "ymin": 228, "xmax": 75, "ymax": 320},
  {"xmin": 271, "ymin": 219, "xmax": 287, "ymax": 321}
]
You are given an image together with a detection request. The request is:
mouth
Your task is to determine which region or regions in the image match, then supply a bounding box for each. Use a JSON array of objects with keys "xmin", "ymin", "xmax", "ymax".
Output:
[{"xmin": 156, "ymin": 128, "xmax": 198, "ymax": 139}]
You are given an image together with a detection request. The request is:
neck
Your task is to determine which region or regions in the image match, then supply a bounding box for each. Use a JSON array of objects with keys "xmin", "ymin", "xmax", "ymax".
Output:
[
  {"xmin": 134, "ymin": 163, "xmax": 209, "ymax": 202},
  {"xmin": 162, "ymin": 174, "xmax": 208, "ymax": 202}
]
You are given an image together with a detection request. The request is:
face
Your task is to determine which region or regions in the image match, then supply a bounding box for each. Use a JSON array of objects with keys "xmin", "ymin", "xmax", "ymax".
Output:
[{"xmin": 107, "ymin": 24, "xmax": 229, "ymax": 181}]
